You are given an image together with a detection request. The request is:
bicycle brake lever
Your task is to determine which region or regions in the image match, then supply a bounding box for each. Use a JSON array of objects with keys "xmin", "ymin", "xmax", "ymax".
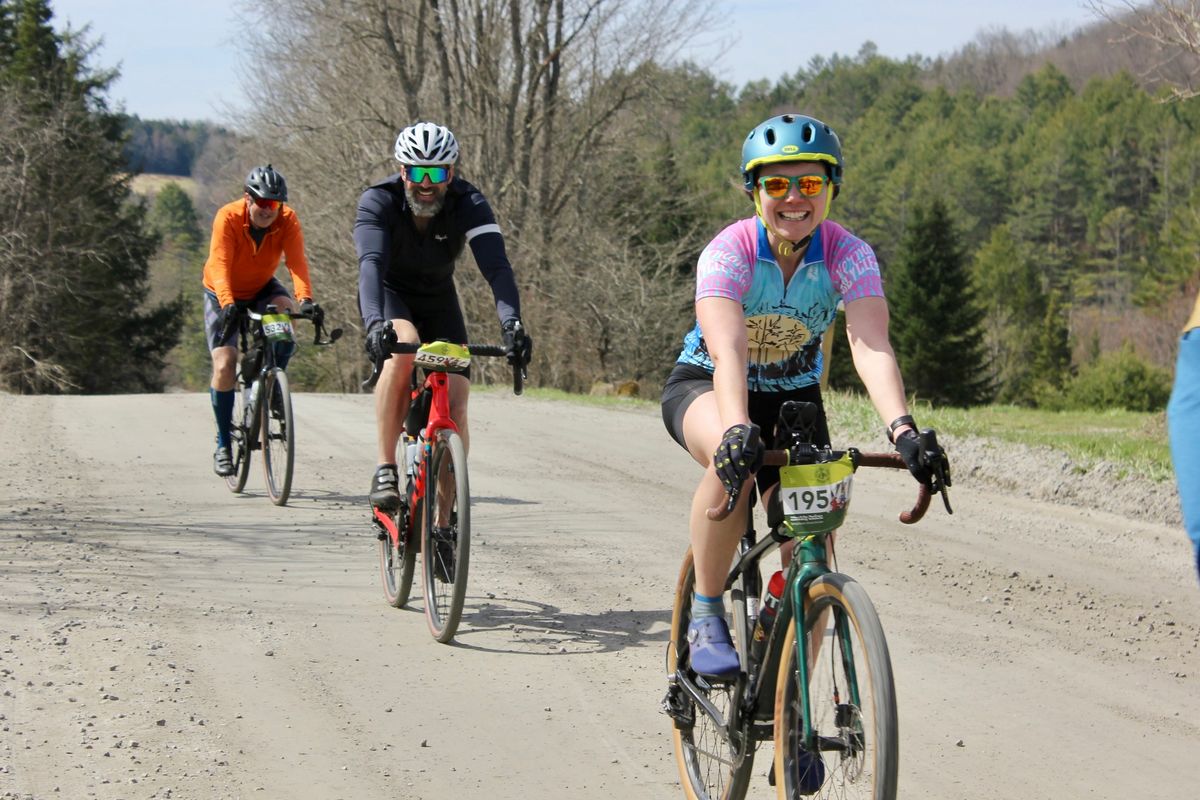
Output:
[{"xmin": 937, "ymin": 480, "xmax": 953, "ymax": 514}]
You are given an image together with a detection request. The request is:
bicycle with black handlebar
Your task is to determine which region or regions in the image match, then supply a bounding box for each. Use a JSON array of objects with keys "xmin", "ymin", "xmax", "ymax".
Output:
[
  {"xmin": 224, "ymin": 303, "xmax": 342, "ymax": 505},
  {"xmin": 363, "ymin": 321, "xmax": 526, "ymax": 643},
  {"xmin": 662, "ymin": 400, "xmax": 951, "ymax": 800}
]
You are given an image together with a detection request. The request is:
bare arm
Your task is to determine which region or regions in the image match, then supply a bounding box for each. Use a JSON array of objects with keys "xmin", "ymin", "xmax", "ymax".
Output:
[
  {"xmin": 695, "ymin": 296, "xmax": 750, "ymax": 429},
  {"xmin": 845, "ymin": 296, "xmax": 915, "ymax": 437}
]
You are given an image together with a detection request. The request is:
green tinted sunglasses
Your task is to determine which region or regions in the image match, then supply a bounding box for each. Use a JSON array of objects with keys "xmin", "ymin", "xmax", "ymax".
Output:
[{"xmin": 405, "ymin": 165, "xmax": 450, "ymax": 184}]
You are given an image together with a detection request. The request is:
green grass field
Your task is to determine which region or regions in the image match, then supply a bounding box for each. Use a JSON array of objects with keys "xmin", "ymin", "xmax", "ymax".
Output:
[
  {"xmin": 129, "ymin": 173, "xmax": 198, "ymax": 198},
  {"xmin": 507, "ymin": 386, "xmax": 1175, "ymax": 483}
]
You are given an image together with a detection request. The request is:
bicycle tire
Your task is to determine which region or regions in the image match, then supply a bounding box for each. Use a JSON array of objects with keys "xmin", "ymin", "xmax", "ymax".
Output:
[
  {"xmin": 669, "ymin": 549, "xmax": 756, "ymax": 800},
  {"xmin": 421, "ymin": 429, "xmax": 470, "ymax": 643},
  {"xmin": 260, "ymin": 369, "xmax": 295, "ymax": 505},
  {"xmin": 379, "ymin": 496, "xmax": 418, "ymax": 608},
  {"xmin": 773, "ymin": 573, "xmax": 898, "ymax": 800},
  {"xmin": 225, "ymin": 380, "xmax": 253, "ymax": 493}
]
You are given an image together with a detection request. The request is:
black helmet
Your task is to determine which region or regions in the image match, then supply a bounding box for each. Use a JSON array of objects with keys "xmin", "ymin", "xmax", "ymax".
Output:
[{"xmin": 245, "ymin": 164, "xmax": 288, "ymax": 202}]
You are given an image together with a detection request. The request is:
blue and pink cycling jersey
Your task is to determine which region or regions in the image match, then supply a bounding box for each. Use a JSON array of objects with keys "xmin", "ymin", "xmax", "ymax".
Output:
[{"xmin": 676, "ymin": 217, "xmax": 884, "ymax": 392}]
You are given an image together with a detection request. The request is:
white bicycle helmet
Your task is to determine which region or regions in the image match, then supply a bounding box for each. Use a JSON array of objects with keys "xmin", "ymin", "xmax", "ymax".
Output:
[{"xmin": 393, "ymin": 122, "xmax": 460, "ymax": 165}]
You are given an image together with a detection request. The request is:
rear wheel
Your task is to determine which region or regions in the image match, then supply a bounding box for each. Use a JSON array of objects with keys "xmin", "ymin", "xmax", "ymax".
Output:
[
  {"xmin": 668, "ymin": 549, "xmax": 755, "ymax": 800},
  {"xmin": 773, "ymin": 573, "xmax": 897, "ymax": 800},
  {"xmin": 421, "ymin": 429, "xmax": 470, "ymax": 643},
  {"xmin": 378, "ymin": 498, "xmax": 418, "ymax": 608},
  {"xmin": 261, "ymin": 369, "xmax": 294, "ymax": 505},
  {"xmin": 225, "ymin": 379, "xmax": 253, "ymax": 493}
]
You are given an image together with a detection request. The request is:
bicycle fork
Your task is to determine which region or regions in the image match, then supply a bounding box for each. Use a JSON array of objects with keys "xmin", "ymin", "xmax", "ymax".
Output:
[{"xmin": 788, "ymin": 544, "xmax": 864, "ymax": 758}]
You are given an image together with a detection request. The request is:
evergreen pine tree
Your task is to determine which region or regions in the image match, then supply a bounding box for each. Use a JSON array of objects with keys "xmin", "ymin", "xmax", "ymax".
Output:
[
  {"xmin": 0, "ymin": 0, "xmax": 180, "ymax": 393},
  {"xmin": 147, "ymin": 183, "xmax": 209, "ymax": 390},
  {"xmin": 887, "ymin": 198, "xmax": 991, "ymax": 406},
  {"xmin": 1031, "ymin": 289, "xmax": 1073, "ymax": 388}
]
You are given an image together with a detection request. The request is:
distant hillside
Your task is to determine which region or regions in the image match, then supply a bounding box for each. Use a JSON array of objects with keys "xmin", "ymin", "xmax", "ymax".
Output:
[
  {"xmin": 123, "ymin": 116, "xmax": 236, "ymax": 177},
  {"xmin": 929, "ymin": 11, "xmax": 1193, "ymax": 97}
]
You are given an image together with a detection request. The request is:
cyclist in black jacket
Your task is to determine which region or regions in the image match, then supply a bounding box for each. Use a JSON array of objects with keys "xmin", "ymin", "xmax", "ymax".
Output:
[{"xmin": 355, "ymin": 121, "xmax": 532, "ymax": 510}]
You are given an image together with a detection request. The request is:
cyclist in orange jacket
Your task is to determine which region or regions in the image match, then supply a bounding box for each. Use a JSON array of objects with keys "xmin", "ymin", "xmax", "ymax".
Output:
[{"xmin": 202, "ymin": 164, "xmax": 317, "ymax": 477}]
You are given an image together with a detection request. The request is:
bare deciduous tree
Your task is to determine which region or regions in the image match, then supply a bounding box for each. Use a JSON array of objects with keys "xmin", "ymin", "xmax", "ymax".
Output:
[
  {"xmin": 1089, "ymin": 0, "xmax": 1200, "ymax": 99},
  {"xmin": 222, "ymin": 0, "xmax": 719, "ymax": 392}
]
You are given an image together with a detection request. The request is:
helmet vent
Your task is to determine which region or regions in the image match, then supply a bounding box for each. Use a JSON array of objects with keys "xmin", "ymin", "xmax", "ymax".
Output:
[
  {"xmin": 765, "ymin": 128, "xmax": 776, "ymax": 146},
  {"xmin": 802, "ymin": 123, "xmax": 815, "ymax": 143}
]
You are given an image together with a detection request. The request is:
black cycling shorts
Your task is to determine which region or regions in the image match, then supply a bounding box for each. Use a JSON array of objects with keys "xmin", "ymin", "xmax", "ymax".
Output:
[
  {"xmin": 660, "ymin": 362, "xmax": 830, "ymax": 494},
  {"xmin": 372, "ymin": 284, "xmax": 471, "ymax": 379}
]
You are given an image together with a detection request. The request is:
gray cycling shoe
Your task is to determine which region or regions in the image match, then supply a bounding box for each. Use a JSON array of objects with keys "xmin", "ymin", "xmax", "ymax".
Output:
[{"xmin": 213, "ymin": 446, "xmax": 235, "ymax": 477}]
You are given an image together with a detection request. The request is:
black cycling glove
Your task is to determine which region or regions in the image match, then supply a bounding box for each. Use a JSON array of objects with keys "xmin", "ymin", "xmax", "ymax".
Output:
[
  {"xmin": 712, "ymin": 423, "xmax": 764, "ymax": 494},
  {"xmin": 364, "ymin": 321, "xmax": 392, "ymax": 364},
  {"xmin": 298, "ymin": 298, "xmax": 315, "ymax": 318},
  {"xmin": 894, "ymin": 429, "xmax": 933, "ymax": 486},
  {"xmin": 501, "ymin": 319, "xmax": 533, "ymax": 367},
  {"xmin": 216, "ymin": 304, "xmax": 240, "ymax": 344}
]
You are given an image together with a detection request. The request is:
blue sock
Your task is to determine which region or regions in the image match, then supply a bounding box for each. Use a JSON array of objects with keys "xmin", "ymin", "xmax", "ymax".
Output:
[
  {"xmin": 692, "ymin": 592, "xmax": 725, "ymax": 621},
  {"xmin": 211, "ymin": 388, "xmax": 235, "ymax": 448},
  {"xmin": 273, "ymin": 340, "xmax": 295, "ymax": 370}
]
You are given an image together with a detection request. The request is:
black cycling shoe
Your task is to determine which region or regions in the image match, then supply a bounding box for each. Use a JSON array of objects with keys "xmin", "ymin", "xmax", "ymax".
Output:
[
  {"xmin": 431, "ymin": 526, "xmax": 456, "ymax": 583},
  {"xmin": 213, "ymin": 446, "xmax": 235, "ymax": 477},
  {"xmin": 369, "ymin": 464, "xmax": 401, "ymax": 511}
]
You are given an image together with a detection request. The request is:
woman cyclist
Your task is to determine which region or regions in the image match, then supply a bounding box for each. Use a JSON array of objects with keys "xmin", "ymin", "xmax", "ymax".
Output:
[{"xmin": 660, "ymin": 113, "xmax": 938, "ymax": 677}]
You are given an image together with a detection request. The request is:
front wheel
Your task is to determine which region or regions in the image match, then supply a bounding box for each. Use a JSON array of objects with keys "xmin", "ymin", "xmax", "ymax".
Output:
[
  {"xmin": 225, "ymin": 379, "xmax": 253, "ymax": 493},
  {"xmin": 667, "ymin": 548, "xmax": 755, "ymax": 800},
  {"xmin": 261, "ymin": 369, "xmax": 294, "ymax": 506},
  {"xmin": 422, "ymin": 429, "xmax": 470, "ymax": 643},
  {"xmin": 773, "ymin": 573, "xmax": 898, "ymax": 800}
]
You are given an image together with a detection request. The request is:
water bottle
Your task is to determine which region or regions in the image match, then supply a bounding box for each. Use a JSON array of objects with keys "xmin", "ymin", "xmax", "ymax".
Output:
[
  {"xmin": 404, "ymin": 436, "xmax": 419, "ymax": 477},
  {"xmin": 750, "ymin": 570, "xmax": 785, "ymax": 664},
  {"xmin": 247, "ymin": 381, "xmax": 259, "ymax": 410}
]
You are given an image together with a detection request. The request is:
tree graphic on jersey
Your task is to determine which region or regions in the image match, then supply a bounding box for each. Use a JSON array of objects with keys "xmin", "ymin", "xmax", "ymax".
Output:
[{"xmin": 746, "ymin": 315, "xmax": 811, "ymax": 365}]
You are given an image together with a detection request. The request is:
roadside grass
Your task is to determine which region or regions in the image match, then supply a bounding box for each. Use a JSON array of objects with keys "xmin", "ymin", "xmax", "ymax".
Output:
[
  {"xmin": 500, "ymin": 385, "xmax": 1174, "ymax": 483},
  {"xmin": 826, "ymin": 392, "xmax": 1173, "ymax": 482}
]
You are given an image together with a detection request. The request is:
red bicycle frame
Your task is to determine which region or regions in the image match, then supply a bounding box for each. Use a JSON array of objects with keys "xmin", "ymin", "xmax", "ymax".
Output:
[{"xmin": 372, "ymin": 368, "xmax": 459, "ymax": 545}]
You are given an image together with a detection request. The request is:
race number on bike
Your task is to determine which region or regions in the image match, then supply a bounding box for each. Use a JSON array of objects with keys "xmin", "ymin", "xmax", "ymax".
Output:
[{"xmin": 777, "ymin": 453, "xmax": 855, "ymax": 535}]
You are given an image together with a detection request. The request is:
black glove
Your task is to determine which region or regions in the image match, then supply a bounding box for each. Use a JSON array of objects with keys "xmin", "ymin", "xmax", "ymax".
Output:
[
  {"xmin": 501, "ymin": 319, "xmax": 533, "ymax": 366},
  {"xmin": 216, "ymin": 304, "xmax": 240, "ymax": 344},
  {"xmin": 894, "ymin": 428, "xmax": 933, "ymax": 485},
  {"xmin": 364, "ymin": 320, "xmax": 393, "ymax": 364},
  {"xmin": 712, "ymin": 423, "xmax": 764, "ymax": 494},
  {"xmin": 298, "ymin": 298, "xmax": 315, "ymax": 318}
]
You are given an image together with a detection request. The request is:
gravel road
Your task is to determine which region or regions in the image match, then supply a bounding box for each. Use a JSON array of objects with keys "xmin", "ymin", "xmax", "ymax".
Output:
[{"xmin": 1, "ymin": 391, "xmax": 1197, "ymax": 799}]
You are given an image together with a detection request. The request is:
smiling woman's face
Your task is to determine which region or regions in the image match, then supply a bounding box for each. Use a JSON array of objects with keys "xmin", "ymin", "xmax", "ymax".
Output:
[{"xmin": 756, "ymin": 161, "xmax": 830, "ymax": 246}]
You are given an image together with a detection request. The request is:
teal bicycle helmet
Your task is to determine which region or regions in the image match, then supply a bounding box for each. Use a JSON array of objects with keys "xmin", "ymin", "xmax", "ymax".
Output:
[{"xmin": 740, "ymin": 114, "xmax": 843, "ymax": 191}]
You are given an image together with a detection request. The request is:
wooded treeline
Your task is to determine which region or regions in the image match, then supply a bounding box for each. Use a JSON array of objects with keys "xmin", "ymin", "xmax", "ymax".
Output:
[
  {"xmin": 123, "ymin": 116, "xmax": 234, "ymax": 176},
  {"xmin": 5, "ymin": 0, "xmax": 1198, "ymax": 412}
]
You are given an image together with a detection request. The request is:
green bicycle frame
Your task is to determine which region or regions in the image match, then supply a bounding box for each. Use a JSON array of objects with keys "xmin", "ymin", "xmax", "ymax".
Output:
[{"xmin": 783, "ymin": 531, "xmax": 864, "ymax": 753}]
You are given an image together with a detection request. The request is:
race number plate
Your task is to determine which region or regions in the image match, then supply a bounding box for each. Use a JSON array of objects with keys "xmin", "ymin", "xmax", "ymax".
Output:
[
  {"xmin": 778, "ymin": 453, "xmax": 855, "ymax": 535},
  {"xmin": 415, "ymin": 341, "xmax": 472, "ymax": 372},
  {"xmin": 261, "ymin": 313, "xmax": 294, "ymax": 343}
]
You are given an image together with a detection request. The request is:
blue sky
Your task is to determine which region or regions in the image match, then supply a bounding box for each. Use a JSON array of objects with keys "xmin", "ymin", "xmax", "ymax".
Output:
[{"xmin": 51, "ymin": 0, "xmax": 1108, "ymax": 122}]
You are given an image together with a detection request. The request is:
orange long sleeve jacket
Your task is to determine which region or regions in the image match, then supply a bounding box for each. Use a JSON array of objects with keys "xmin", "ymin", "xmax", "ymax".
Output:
[{"xmin": 202, "ymin": 199, "xmax": 314, "ymax": 307}]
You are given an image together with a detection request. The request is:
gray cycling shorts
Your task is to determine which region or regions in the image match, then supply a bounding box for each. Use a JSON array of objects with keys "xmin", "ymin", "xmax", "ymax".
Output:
[{"xmin": 203, "ymin": 277, "xmax": 291, "ymax": 350}]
